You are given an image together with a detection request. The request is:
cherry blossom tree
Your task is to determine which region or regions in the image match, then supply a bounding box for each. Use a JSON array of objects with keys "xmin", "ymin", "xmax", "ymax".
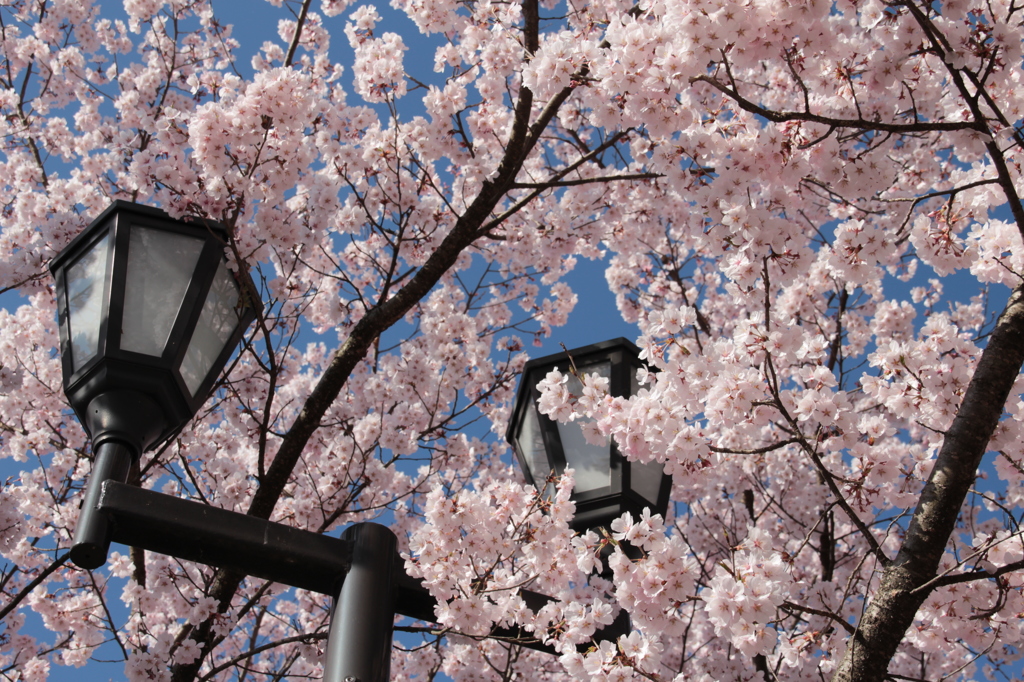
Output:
[{"xmin": 0, "ymin": 0, "xmax": 1023, "ymax": 681}]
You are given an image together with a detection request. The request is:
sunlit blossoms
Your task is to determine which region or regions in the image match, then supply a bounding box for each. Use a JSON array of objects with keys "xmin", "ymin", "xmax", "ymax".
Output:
[{"xmin": 1, "ymin": 0, "xmax": 1024, "ymax": 680}]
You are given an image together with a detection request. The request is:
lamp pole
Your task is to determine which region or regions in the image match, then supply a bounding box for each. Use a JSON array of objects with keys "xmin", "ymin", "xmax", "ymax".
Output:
[
  {"xmin": 70, "ymin": 390, "xmax": 165, "ymax": 568},
  {"xmin": 52, "ymin": 202, "xmax": 633, "ymax": 682},
  {"xmin": 325, "ymin": 523, "xmax": 398, "ymax": 682}
]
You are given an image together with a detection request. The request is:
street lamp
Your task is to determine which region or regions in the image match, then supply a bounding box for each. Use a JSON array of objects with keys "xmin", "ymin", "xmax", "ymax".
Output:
[
  {"xmin": 50, "ymin": 206, "xmax": 634, "ymax": 682},
  {"xmin": 506, "ymin": 338, "xmax": 671, "ymax": 533},
  {"xmin": 49, "ymin": 200, "xmax": 258, "ymax": 568}
]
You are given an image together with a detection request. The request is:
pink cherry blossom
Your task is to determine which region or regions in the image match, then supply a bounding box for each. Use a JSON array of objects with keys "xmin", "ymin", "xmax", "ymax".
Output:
[{"xmin": 1, "ymin": 0, "xmax": 1023, "ymax": 680}]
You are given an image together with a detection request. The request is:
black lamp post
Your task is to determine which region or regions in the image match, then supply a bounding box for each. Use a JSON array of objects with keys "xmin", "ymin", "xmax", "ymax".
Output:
[
  {"xmin": 506, "ymin": 338, "xmax": 671, "ymax": 533},
  {"xmin": 51, "ymin": 206, "xmax": 634, "ymax": 682},
  {"xmin": 49, "ymin": 200, "xmax": 258, "ymax": 568}
]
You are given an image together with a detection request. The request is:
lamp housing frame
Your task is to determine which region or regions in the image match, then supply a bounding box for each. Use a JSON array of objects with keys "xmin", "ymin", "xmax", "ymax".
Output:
[
  {"xmin": 506, "ymin": 338, "xmax": 671, "ymax": 533},
  {"xmin": 49, "ymin": 200, "xmax": 258, "ymax": 452}
]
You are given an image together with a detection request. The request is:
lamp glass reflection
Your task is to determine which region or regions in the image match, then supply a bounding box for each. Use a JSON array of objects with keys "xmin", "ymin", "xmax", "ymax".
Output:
[
  {"xmin": 122, "ymin": 227, "xmax": 205, "ymax": 357},
  {"xmin": 180, "ymin": 259, "xmax": 241, "ymax": 395},
  {"xmin": 554, "ymin": 362, "xmax": 611, "ymax": 492},
  {"xmin": 626, "ymin": 367, "xmax": 666, "ymax": 504},
  {"xmin": 65, "ymin": 232, "xmax": 112, "ymax": 370}
]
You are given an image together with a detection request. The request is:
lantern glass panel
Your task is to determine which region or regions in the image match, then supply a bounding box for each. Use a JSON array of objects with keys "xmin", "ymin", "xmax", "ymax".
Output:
[
  {"xmin": 66, "ymin": 232, "xmax": 112, "ymax": 371},
  {"xmin": 180, "ymin": 259, "xmax": 241, "ymax": 395},
  {"xmin": 516, "ymin": 396, "xmax": 552, "ymax": 488},
  {"xmin": 555, "ymin": 362, "xmax": 611, "ymax": 493},
  {"xmin": 625, "ymin": 366, "xmax": 666, "ymax": 504},
  {"xmin": 121, "ymin": 227, "xmax": 205, "ymax": 357},
  {"xmin": 631, "ymin": 459, "xmax": 664, "ymax": 505}
]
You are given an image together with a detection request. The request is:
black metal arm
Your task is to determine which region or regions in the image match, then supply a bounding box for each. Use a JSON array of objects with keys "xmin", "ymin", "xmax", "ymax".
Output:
[
  {"xmin": 96, "ymin": 481, "xmax": 352, "ymax": 594},
  {"xmin": 89, "ymin": 480, "xmax": 628, "ymax": 679}
]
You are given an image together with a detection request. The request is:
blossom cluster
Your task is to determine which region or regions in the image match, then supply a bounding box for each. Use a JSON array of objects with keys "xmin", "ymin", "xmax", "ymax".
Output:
[
  {"xmin": 1, "ymin": 0, "xmax": 1023, "ymax": 680},
  {"xmin": 704, "ymin": 527, "xmax": 792, "ymax": 657}
]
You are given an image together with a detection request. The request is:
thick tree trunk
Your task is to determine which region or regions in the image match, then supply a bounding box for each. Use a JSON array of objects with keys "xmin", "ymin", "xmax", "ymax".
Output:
[{"xmin": 832, "ymin": 284, "xmax": 1024, "ymax": 681}]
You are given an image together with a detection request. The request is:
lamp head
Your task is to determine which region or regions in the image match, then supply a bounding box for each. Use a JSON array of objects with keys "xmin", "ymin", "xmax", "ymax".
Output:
[
  {"xmin": 506, "ymin": 338, "xmax": 670, "ymax": 534},
  {"xmin": 50, "ymin": 201, "xmax": 259, "ymax": 452}
]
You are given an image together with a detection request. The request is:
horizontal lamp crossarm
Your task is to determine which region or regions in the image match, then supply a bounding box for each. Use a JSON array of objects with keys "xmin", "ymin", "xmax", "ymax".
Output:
[
  {"xmin": 98, "ymin": 481, "xmax": 351, "ymax": 594},
  {"xmin": 94, "ymin": 481, "xmax": 622, "ymax": 656}
]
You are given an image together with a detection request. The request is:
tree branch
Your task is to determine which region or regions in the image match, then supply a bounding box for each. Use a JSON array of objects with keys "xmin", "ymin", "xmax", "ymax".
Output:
[
  {"xmin": 198, "ymin": 632, "xmax": 328, "ymax": 681},
  {"xmin": 781, "ymin": 601, "xmax": 856, "ymax": 635},
  {"xmin": 764, "ymin": 355, "xmax": 890, "ymax": 566},
  {"xmin": 832, "ymin": 284, "xmax": 1024, "ymax": 682},
  {"xmin": 915, "ymin": 557, "xmax": 1024, "ymax": 592},
  {"xmin": 167, "ymin": 0, "xmax": 606, "ymax": 677},
  {"xmin": 690, "ymin": 75, "xmax": 984, "ymax": 135},
  {"xmin": 509, "ymin": 172, "xmax": 660, "ymax": 189},
  {"xmin": 0, "ymin": 552, "xmax": 69, "ymax": 623},
  {"xmin": 284, "ymin": 0, "xmax": 313, "ymax": 67},
  {"xmin": 708, "ymin": 438, "xmax": 801, "ymax": 455}
]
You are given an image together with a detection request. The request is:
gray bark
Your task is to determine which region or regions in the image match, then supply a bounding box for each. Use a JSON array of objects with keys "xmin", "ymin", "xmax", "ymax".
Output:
[{"xmin": 832, "ymin": 284, "xmax": 1024, "ymax": 681}]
